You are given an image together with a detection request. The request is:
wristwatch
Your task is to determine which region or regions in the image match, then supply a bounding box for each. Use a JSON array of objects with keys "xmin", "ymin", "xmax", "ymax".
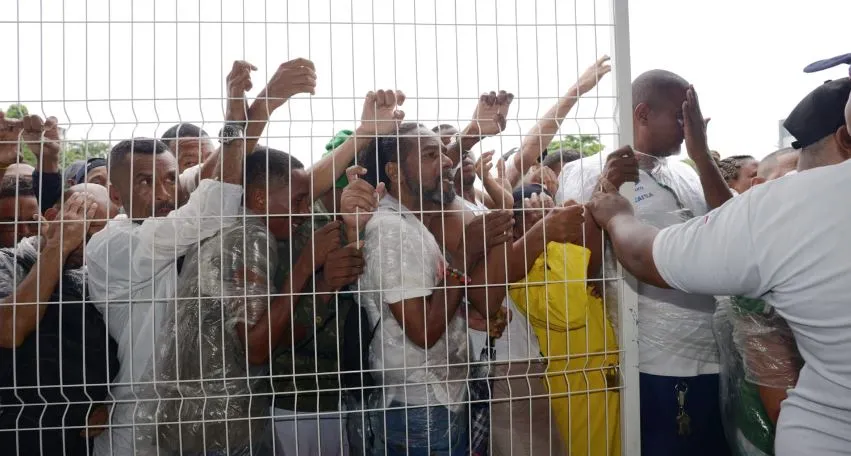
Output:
[{"xmin": 219, "ymin": 122, "xmax": 245, "ymax": 145}]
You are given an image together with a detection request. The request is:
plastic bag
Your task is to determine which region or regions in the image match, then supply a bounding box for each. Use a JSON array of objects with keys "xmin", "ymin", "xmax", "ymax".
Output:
[
  {"xmin": 352, "ymin": 202, "xmax": 471, "ymax": 453},
  {"xmin": 358, "ymin": 202, "xmax": 470, "ymax": 409},
  {"xmin": 555, "ymin": 152, "xmax": 706, "ymax": 224},
  {"xmin": 134, "ymin": 217, "xmax": 278, "ymax": 455},
  {"xmin": 729, "ymin": 296, "xmax": 802, "ymax": 389},
  {"xmin": 715, "ymin": 297, "xmax": 799, "ymax": 456}
]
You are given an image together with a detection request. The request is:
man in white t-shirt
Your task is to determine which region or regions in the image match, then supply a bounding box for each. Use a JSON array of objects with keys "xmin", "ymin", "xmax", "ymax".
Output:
[
  {"xmin": 357, "ymin": 122, "xmax": 472, "ymax": 455},
  {"xmin": 556, "ymin": 70, "xmax": 732, "ymax": 455},
  {"xmin": 357, "ymin": 122, "xmax": 514, "ymax": 456},
  {"xmin": 588, "ymin": 77, "xmax": 851, "ymax": 456}
]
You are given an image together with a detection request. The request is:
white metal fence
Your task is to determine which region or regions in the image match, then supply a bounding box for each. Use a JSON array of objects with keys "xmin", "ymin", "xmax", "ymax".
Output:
[{"xmin": 0, "ymin": 0, "xmax": 640, "ymax": 454}]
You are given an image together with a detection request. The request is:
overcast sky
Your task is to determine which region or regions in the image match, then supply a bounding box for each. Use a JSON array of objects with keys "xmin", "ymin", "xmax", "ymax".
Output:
[{"xmin": 1, "ymin": 0, "xmax": 848, "ymax": 163}]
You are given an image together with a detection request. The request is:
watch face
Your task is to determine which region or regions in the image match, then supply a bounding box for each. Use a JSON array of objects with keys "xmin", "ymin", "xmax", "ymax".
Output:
[
  {"xmin": 224, "ymin": 125, "xmax": 239, "ymax": 137},
  {"xmin": 220, "ymin": 124, "xmax": 243, "ymax": 143}
]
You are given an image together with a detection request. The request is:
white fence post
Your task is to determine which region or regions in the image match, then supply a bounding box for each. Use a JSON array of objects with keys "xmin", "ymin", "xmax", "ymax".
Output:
[{"xmin": 611, "ymin": 0, "xmax": 642, "ymax": 454}]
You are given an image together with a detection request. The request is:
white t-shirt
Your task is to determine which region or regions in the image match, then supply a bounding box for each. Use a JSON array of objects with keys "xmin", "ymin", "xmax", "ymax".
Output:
[
  {"xmin": 557, "ymin": 154, "xmax": 719, "ymax": 377},
  {"xmin": 460, "ymin": 196, "xmax": 488, "ymax": 216},
  {"xmin": 359, "ymin": 195, "xmax": 469, "ymax": 410},
  {"xmin": 652, "ymin": 159, "xmax": 851, "ymax": 454}
]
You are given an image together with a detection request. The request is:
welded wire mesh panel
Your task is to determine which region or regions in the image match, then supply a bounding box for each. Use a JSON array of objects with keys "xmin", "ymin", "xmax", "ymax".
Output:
[{"xmin": 0, "ymin": 0, "xmax": 639, "ymax": 454}]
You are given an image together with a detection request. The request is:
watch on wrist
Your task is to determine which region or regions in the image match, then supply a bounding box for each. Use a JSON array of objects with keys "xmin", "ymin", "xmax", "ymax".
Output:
[{"xmin": 219, "ymin": 123, "xmax": 245, "ymax": 145}]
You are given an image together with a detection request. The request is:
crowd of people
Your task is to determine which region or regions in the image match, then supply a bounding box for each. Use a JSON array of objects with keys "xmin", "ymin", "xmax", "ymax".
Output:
[{"xmin": 0, "ymin": 49, "xmax": 850, "ymax": 456}]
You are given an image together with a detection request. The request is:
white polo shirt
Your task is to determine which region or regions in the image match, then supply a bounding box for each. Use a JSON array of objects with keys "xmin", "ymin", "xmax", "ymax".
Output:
[{"xmin": 652, "ymin": 159, "xmax": 851, "ymax": 454}]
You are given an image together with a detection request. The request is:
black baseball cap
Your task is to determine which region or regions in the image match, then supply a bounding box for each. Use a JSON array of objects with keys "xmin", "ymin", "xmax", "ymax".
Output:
[
  {"xmin": 783, "ymin": 77, "xmax": 851, "ymax": 149},
  {"xmin": 75, "ymin": 157, "xmax": 107, "ymax": 184},
  {"xmin": 804, "ymin": 53, "xmax": 851, "ymax": 76}
]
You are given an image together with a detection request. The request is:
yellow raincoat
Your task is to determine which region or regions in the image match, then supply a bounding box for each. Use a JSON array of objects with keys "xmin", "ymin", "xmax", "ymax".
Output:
[{"xmin": 509, "ymin": 242, "xmax": 621, "ymax": 456}]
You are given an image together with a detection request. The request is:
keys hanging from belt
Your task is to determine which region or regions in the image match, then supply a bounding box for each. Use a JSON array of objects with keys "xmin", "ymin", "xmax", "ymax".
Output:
[{"xmin": 675, "ymin": 380, "xmax": 692, "ymax": 436}]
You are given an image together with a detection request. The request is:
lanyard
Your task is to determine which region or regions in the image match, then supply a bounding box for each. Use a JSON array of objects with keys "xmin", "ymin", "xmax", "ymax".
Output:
[{"xmin": 639, "ymin": 168, "xmax": 695, "ymax": 220}]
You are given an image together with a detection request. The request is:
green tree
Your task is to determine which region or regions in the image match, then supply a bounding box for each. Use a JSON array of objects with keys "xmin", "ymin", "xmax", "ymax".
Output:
[
  {"xmin": 4, "ymin": 103, "xmax": 110, "ymax": 169},
  {"xmin": 6, "ymin": 104, "xmax": 28, "ymax": 119},
  {"xmin": 5, "ymin": 104, "xmax": 36, "ymax": 165},
  {"xmin": 62, "ymin": 140, "xmax": 111, "ymax": 168},
  {"xmin": 547, "ymin": 134, "xmax": 605, "ymax": 157}
]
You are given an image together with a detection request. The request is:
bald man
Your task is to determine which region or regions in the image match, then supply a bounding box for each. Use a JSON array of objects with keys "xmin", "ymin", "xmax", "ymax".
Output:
[
  {"xmin": 0, "ymin": 183, "xmax": 120, "ymax": 456},
  {"xmin": 753, "ymin": 148, "xmax": 799, "ymax": 185},
  {"xmin": 556, "ymin": 70, "xmax": 732, "ymax": 456}
]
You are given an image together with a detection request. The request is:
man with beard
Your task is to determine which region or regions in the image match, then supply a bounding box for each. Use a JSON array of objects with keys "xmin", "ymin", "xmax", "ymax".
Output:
[
  {"xmin": 357, "ymin": 122, "xmax": 512, "ymax": 455},
  {"xmin": 0, "ymin": 183, "xmax": 120, "ymax": 456}
]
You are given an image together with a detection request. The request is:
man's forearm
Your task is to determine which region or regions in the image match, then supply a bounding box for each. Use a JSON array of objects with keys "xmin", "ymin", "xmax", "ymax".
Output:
[
  {"xmin": 691, "ymin": 148, "xmax": 732, "ymax": 209},
  {"xmin": 482, "ymin": 177, "xmax": 513, "ymax": 209},
  {"xmin": 419, "ymin": 278, "xmax": 465, "ymax": 348},
  {"xmin": 309, "ymin": 131, "xmax": 370, "ymax": 201},
  {"xmin": 509, "ymin": 91, "xmax": 579, "ymax": 186},
  {"xmin": 445, "ymin": 129, "xmax": 483, "ymax": 168},
  {"xmin": 245, "ymin": 98, "xmax": 275, "ymax": 155},
  {"xmin": 36, "ymin": 152, "xmax": 60, "ymax": 174},
  {"xmin": 606, "ymin": 214, "xmax": 669, "ymax": 289},
  {"xmin": 243, "ymin": 261, "xmax": 313, "ymax": 364},
  {"xmin": 0, "ymin": 242, "xmax": 65, "ymax": 348},
  {"xmin": 509, "ymin": 223, "xmax": 546, "ymax": 283},
  {"xmin": 467, "ymin": 243, "xmax": 508, "ymax": 317},
  {"xmin": 32, "ymin": 170, "xmax": 63, "ymax": 213},
  {"xmin": 312, "ymin": 275, "xmax": 336, "ymax": 307}
]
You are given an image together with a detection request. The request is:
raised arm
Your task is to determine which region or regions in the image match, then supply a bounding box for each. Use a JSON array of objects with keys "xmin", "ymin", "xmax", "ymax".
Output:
[
  {"xmin": 197, "ymin": 60, "xmax": 256, "ymax": 181},
  {"xmin": 309, "ymin": 90, "xmax": 405, "ymax": 202},
  {"xmin": 0, "ymin": 110, "xmax": 22, "ymax": 182},
  {"xmin": 446, "ymin": 91, "xmax": 514, "ymax": 167},
  {"xmin": 474, "ymin": 151, "xmax": 513, "ymax": 209},
  {"xmin": 464, "ymin": 211, "xmax": 514, "ymax": 318},
  {"xmin": 339, "ymin": 165, "xmax": 385, "ymax": 242},
  {"xmin": 246, "ymin": 58, "xmax": 317, "ymax": 155},
  {"xmin": 0, "ymin": 192, "xmax": 95, "ymax": 347},
  {"xmin": 682, "ymin": 86, "xmax": 732, "ymax": 209},
  {"xmin": 21, "ymin": 115, "xmax": 63, "ymax": 212},
  {"xmin": 508, "ymin": 56, "xmax": 611, "ymax": 187},
  {"xmin": 132, "ymin": 63, "xmax": 258, "ymax": 265}
]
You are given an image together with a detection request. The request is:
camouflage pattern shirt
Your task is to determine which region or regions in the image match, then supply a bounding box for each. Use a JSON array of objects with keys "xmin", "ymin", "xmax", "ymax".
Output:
[{"xmin": 271, "ymin": 202, "xmax": 356, "ymax": 412}]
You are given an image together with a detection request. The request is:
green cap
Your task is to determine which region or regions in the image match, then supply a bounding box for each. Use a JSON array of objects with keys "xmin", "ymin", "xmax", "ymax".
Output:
[{"xmin": 324, "ymin": 129, "xmax": 355, "ymax": 189}]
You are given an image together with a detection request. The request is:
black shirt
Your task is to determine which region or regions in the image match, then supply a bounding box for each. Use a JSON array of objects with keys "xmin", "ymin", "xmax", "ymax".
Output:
[{"xmin": 0, "ymin": 242, "xmax": 119, "ymax": 456}]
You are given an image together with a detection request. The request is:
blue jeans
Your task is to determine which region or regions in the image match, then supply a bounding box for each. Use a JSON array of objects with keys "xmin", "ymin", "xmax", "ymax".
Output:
[
  {"xmin": 368, "ymin": 401, "xmax": 468, "ymax": 456},
  {"xmin": 640, "ymin": 373, "xmax": 732, "ymax": 456}
]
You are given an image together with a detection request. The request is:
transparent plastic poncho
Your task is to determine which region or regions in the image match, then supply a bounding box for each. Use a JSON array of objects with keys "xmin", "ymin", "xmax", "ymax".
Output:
[
  {"xmin": 715, "ymin": 297, "xmax": 801, "ymax": 455},
  {"xmin": 557, "ymin": 153, "xmax": 718, "ymax": 363},
  {"xmin": 358, "ymin": 206, "xmax": 470, "ymax": 409},
  {"xmin": 348, "ymin": 200, "xmax": 471, "ymax": 453},
  {"xmin": 134, "ymin": 217, "xmax": 278, "ymax": 455}
]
